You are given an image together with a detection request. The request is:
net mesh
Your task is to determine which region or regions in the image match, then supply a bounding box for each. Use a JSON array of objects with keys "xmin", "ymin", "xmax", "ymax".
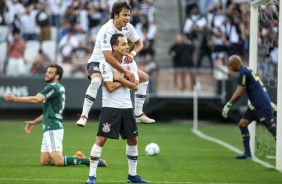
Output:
[{"xmin": 255, "ymin": 0, "xmax": 278, "ymax": 159}]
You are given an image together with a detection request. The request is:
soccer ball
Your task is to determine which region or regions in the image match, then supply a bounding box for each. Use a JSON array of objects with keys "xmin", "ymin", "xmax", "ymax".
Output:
[{"xmin": 145, "ymin": 143, "xmax": 160, "ymax": 156}]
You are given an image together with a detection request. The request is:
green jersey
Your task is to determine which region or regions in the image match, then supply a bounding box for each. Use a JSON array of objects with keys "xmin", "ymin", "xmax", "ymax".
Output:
[{"xmin": 39, "ymin": 82, "xmax": 65, "ymax": 132}]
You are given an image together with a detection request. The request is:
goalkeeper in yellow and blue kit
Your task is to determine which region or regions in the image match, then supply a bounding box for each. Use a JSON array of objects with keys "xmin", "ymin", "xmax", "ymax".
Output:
[{"xmin": 222, "ymin": 55, "xmax": 276, "ymax": 159}]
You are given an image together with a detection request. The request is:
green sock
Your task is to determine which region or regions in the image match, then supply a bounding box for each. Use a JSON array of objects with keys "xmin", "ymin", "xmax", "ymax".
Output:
[{"xmin": 64, "ymin": 156, "xmax": 90, "ymax": 166}]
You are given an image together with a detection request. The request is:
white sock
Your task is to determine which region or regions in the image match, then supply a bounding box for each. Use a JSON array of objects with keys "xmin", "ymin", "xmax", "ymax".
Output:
[
  {"xmin": 134, "ymin": 81, "xmax": 148, "ymax": 117},
  {"xmin": 81, "ymin": 77, "xmax": 102, "ymax": 117},
  {"xmin": 89, "ymin": 144, "xmax": 102, "ymax": 177},
  {"xmin": 126, "ymin": 144, "xmax": 138, "ymax": 176}
]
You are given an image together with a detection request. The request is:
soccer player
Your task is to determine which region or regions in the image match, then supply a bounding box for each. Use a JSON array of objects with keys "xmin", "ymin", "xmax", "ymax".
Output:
[
  {"xmin": 222, "ymin": 55, "xmax": 276, "ymax": 159},
  {"xmin": 3, "ymin": 64, "xmax": 107, "ymax": 167},
  {"xmin": 86, "ymin": 33, "xmax": 149, "ymax": 184},
  {"xmin": 76, "ymin": 1, "xmax": 155, "ymax": 126}
]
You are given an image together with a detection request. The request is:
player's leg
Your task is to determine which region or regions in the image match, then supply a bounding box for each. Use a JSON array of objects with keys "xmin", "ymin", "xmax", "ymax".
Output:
[
  {"xmin": 135, "ymin": 69, "xmax": 155, "ymax": 124},
  {"xmin": 122, "ymin": 109, "xmax": 148, "ymax": 183},
  {"xmin": 236, "ymin": 118, "xmax": 252, "ymax": 159},
  {"xmin": 77, "ymin": 62, "xmax": 102, "ymax": 127},
  {"xmin": 261, "ymin": 109, "xmax": 276, "ymax": 140},
  {"xmin": 87, "ymin": 136, "xmax": 107, "ymax": 184}
]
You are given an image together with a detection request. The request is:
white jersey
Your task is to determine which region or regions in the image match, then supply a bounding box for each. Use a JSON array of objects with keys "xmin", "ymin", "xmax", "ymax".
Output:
[
  {"xmin": 88, "ymin": 19, "xmax": 140, "ymax": 64},
  {"xmin": 100, "ymin": 57, "xmax": 139, "ymax": 108}
]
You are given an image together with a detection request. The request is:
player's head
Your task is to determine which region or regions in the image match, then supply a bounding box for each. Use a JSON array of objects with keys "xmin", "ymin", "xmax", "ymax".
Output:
[
  {"xmin": 110, "ymin": 33, "xmax": 129, "ymax": 56},
  {"xmin": 111, "ymin": 1, "xmax": 131, "ymax": 26},
  {"xmin": 228, "ymin": 55, "xmax": 242, "ymax": 72},
  {"xmin": 45, "ymin": 64, "xmax": 64, "ymax": 83}
]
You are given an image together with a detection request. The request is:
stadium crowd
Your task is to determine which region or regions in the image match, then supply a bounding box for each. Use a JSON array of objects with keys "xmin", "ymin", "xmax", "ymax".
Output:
[
  {"xmin": 0, "ymin": 0, "xmax": 157, "ymax": 78},
  {"xmin": 169, "ymin": 0, "xmax": 278, "ymax": 90},
  {"xmin": 0, "ymin": 0, "xmax": 278, "ymax": 91}
]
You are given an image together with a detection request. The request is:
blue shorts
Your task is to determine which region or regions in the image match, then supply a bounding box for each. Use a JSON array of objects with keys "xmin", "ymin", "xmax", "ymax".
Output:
[{"xmin": 242, "ymin": 107, "xmax": 274, "ymax": 126}]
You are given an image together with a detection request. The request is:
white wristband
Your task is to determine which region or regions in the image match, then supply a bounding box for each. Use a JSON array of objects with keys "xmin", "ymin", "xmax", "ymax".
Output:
[{"xmin": 130, "ymin": 50, "xmax": 137, "ymax": 57}]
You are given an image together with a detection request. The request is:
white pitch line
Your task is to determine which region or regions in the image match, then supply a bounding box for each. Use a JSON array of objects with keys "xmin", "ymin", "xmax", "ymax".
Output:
[
  {"xmin": 0, "ymin": 178, "xmax": 243, "ymax": 184},
  {"xmin": 192, "ymin": 128, "xmax": 276, "ymax": 169}
]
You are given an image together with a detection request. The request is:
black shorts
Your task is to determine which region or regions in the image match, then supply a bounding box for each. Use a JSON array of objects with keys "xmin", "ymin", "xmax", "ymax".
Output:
[
  {"xmin": 97, "ymin": 107, "xmax": 138, "ymax": 139},
  {"xmin": 87, "ymin": 62, "xmax": 101, "ymax": 80}
]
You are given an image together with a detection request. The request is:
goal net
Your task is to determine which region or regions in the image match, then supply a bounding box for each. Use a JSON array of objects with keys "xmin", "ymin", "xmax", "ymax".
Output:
[{"xmin": 250, "ymin": 0, "xmax": 281, "ymax": 171}]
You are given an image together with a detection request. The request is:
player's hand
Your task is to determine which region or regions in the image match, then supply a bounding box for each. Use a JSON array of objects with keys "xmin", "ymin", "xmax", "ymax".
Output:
[
  {"xmin": 124, "ymin": 53, "xmax": 134, "ymax": 63},
  {"xmin": 222, "ymin": 102, "xmax": 232, "ymax": 118},
  {"xmin": 124, "ymin": 70, "xmax": 135, "ymax": 83},
  {"xmin": 4, "ymin": 93, "xmax": 15, "ymax": 102},
  {"xmin": 25, "ymin": 121, "xmax": 35, "ymax": 134}
]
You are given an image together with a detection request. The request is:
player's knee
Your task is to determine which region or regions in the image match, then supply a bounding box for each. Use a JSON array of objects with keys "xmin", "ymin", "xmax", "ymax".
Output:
[
  {"xmin": 51, "ymin": 158, "xmax": 64, "ymax": 166},
  {"xmin": 138, "ymin": 71, "xmax": 149, "ymax": 83},
  {"xmin": 239, "ymin": 120, "xmax": 249, "ymax": 127},
  {"xmin": 90, "ymin": 77, "xmax": 102, "ymax": 89},
  {"xmin": 40, "ymin": 160, "xmax": 50, "ymax": 166}
]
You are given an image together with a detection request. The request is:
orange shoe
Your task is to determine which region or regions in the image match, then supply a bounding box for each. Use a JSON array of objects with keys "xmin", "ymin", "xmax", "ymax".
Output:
[{"xmin": 74, "ymin": 151, "xmax": 86, "ymax": 158}]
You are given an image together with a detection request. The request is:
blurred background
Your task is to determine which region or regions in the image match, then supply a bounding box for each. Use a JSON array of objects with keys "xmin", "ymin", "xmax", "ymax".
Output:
[{"xmin": 0, "ymin": 0, "xmax": 277, "ymax": 123}]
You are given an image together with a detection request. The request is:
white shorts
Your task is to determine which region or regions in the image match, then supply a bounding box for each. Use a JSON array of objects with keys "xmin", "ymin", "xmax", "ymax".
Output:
[{"xmin": 41, "ymin": 129, "xmax": 64, "ymax": 153}]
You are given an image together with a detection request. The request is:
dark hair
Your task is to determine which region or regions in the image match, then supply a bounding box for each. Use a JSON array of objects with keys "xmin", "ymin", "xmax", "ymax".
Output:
[
  {"xmin": 110, "ymin": 33, "xmax": 125, "ymax": 50},
  {"xmin": 111, "ymin": 1, "xmax": 131, "ymax": 19},
  {"xmin": 49, "ymin": 64, "xmax": 63, "ymax": 80}
]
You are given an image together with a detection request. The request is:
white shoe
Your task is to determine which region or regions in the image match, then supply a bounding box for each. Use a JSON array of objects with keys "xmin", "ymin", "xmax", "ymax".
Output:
[
  {"xmin": 76, "ymin": 115, "xmax": 88, "ymax": 127},
  {"xmin": 136, "ymin": 113, "xmax": 155, "ymax": 124}
]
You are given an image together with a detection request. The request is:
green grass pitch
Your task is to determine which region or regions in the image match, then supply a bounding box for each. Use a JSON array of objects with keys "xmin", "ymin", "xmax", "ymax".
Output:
[{"xmin": 0, "ymin": 120, "xmax": 282, "ymax": 184}]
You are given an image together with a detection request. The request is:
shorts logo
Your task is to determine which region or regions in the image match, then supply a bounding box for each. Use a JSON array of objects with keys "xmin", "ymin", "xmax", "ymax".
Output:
[
  {"xmin": 93, "ymin": 66, "xmax": 100, "ymax": 71},
  {"xmin": 102, "ymin": 123, "xmax": 111, "ymax": 133}
]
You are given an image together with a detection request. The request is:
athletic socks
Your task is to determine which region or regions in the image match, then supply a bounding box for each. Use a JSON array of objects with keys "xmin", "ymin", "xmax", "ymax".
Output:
[
  {"xmin": 239, "ymin": 126, "xmax": 251, "ymax": 156},
  {"xmin": 63, "ymin": 156, "xmax": 89, "ymax": 166},
  {"xmin": 134, "ymin": 81, "xmax": 148, "ymax": 116},
  {"xmin": 89, "ymin": 144, "xmax": 102, "ymax": 177},
  {"xmin": 126, "ymin": 144, "xmax": 138, "ymax": 176}
]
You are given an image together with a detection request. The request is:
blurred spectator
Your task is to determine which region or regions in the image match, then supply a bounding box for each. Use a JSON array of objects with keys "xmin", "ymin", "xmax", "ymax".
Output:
[
  {"xmin": 59, "ymin": 29, "xmax": 79, "ymax": 62},
  {"xmin": 169, "ymin": 35, "xmax": 195, "ymax": 91},
  {"xmin": 35, "ymin": 2, "xmax": 51, "ymax": 41},
  {"xmin": 209, "ymin": 27, "xmax": 229, "ymax": 65},
  {"xmin": 31, "ymin": 49, "xmax": 52, "ymax": 76},
  {"xmin": 196, "ymin": 26, "xmax": 212, "ymax": 71},
  {"xmin": 6, "ymin": 30, "xmax": 26, "ymax": 77},
  {"xmin": 183, "ymin": 6, "xmax": 206, "ymax": 41},
  {"xmin": 138, "ymin": 53, "xmax": 157, "ymax": 76},
  {"xmin": 6, "ymin": 0, "xmax": 25, "ymax": 25},
  {"xmin": 185, "ymin": 0, "xmax": 198, "ymax": 17},
  {"xmin": 0, "ymin": 0, "xmax": 6, "ymax": 25},
  {"xmin": 71, "ymin": 41, "xmax": 90, "ymax": 77},
  {"xmin": 21, "ymin": 5, "xmax": 39, "ymax": 41},
  {"xmin": 48, "ymin": 0, "xmax": 62, "ymax": 27}
]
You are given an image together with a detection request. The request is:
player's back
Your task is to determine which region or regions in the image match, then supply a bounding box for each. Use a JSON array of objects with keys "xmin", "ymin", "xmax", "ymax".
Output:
[{"xmin": 239, "ymin": 66, "xmax": 271, "ymax": 110}]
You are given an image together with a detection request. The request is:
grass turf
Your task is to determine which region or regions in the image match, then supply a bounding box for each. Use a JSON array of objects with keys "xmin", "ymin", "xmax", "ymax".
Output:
[{"xmin": 0, "ymin": 120, "xmax": 281, "ymax": 184}]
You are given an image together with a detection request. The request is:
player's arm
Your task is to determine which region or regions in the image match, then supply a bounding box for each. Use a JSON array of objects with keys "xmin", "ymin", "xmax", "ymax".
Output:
[
  {"xmin": 103, "ymin": 50, "xmax": 135, "ymax": 83},
  {"xmin": 222, "ymin": 85, "xmax": 245, "ymax": 118},
  {"xmin": 4, "ymin": 93, "xmax": 45, "ymax": 104},
  {"xmin": 103, "ymin": 81, "xmax": 123, "ymax": 92},
  {"xmin": 25, "ymin": 114, "xmax": 43, "ymax": 134},
  {"xmin": 114, "ymin": 73, "xmax": 139, "ymax": 91},
  {"xmin": 125, "ymin": 39, "xmax": 143, "ymax": 63}
]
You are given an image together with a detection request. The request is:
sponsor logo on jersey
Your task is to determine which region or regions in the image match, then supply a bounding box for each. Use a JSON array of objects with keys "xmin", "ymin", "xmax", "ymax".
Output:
[{"xmin": 102, "ymin": 123, "xmax": 111, "ymax": 133}]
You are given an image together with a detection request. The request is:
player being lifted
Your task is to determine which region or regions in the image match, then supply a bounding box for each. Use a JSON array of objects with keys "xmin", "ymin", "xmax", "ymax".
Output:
[
  {"xmin": 86, "ymin": 33, "xmax": 149, "ymax": 184},
  {"xmin": 76, "ymin": 1, "xmax": 155, "ymax": 127},
  {"xmin": 222, "ymin": 55, "xmax": 276, "ymax": 159}
]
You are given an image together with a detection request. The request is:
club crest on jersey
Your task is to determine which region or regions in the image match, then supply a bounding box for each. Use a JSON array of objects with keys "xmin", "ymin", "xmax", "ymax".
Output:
[{"xmin": 102, "ymin": 123, "xmax": 111, "ymax": 133}]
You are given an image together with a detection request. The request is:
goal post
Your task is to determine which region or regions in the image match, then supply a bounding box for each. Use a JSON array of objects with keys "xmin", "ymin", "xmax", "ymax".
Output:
[
  {"xmin": 250, "ymin": 0, "xmax": 282, "ymax": 172},
  {"xmin": 276, "ymin": 0, "xmax": 282, "ymax": 172}
]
